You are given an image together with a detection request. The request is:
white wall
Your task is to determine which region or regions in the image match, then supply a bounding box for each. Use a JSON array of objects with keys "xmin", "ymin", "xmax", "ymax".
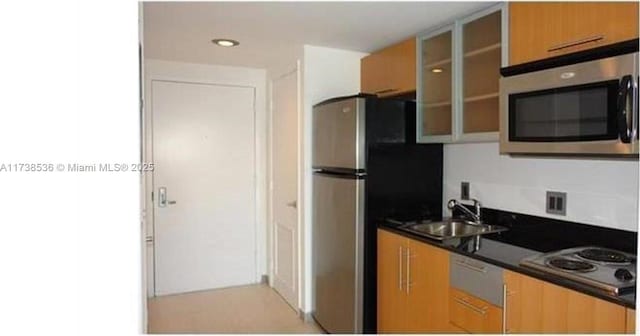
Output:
[
  {"xmin": 143, "ymin": 59, "xmax": 268, "ymax": 296},
  {"xmin": 444, "ymin": 142, "xmax": 639, "ymax": 232},
  {"xmin": 300, "ymin": 45, "xmax": 368, "ymax": 313}
]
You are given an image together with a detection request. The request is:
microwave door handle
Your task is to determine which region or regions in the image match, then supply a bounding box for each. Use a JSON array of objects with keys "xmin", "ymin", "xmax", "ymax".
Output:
[
  {"xmin": 633, "ymin": 76, "xmax": 639, "ymax": 140},
  {"xmin": 617, "ymin": 75, "xmax": 633, "ymax": 143}
]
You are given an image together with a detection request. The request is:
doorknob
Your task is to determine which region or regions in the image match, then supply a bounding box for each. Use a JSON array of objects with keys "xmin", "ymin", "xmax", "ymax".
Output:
[
  {"xmin": 158, "ymin": 187, "xmax": 177, "ymax": 207},
  {"xmin": 286, "ymin": 200, "xmax": 297, "ymax": 209}
]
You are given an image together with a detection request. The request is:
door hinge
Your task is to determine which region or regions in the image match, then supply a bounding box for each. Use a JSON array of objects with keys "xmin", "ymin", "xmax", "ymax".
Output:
[{"xmin": 151, "ymin": 191, "xmax": 154, "ymax": 202}]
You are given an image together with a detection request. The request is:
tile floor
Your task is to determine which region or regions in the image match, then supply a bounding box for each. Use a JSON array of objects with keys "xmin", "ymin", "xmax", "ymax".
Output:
[{"xmin": 147, "ymin": 284, "xmax": 323, "ymax": 334}]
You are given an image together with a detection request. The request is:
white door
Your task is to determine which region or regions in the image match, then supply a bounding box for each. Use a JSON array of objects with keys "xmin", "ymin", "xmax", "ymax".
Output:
[
  {"xmin": 152, "ymin": 80, "xmax": 257, "ymax": 296},
  {"xmin": 270, "ymin": 68, "xmax": 299, "ymax": 308}
]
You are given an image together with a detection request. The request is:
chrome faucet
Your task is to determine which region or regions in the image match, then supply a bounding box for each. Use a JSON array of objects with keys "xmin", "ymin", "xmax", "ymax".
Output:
[{"xmin": 447, "ymin": 199, "xmax": 482, "ymax": 224}]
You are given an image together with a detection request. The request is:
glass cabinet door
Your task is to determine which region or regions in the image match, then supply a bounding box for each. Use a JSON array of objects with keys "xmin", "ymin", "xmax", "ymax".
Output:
[
  {"xmin": 419, "ymin": 28, "xmax": 453, "ymax": 141},
  {"xmin": 417, "ymin": 4, "xmax": 505, "ymax": 143},
  {"xmin": 461, "ymin": 9, "xmax": 502, "ymax": 137}
]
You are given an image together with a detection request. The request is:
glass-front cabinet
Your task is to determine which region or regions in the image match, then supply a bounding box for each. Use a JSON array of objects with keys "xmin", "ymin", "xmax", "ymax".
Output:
[
  {"xmin": 419, "ymin": 27, "xmax": 454, "ymax": 142},
  {"xmin": 418, "ymin": 4, "xmax": 506, "ymax": 143}
]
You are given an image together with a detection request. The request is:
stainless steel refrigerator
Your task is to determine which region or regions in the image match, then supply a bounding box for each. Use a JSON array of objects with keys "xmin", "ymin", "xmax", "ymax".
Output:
[{"xmin": 311, "ymin": 94, "xmax": 443, "ymax": 333}]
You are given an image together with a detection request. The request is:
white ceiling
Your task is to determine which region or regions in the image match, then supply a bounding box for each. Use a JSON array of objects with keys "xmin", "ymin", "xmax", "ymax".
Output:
[{"xmin": 143, "ymin": 1, "xmax": 494, "ymax": 69}]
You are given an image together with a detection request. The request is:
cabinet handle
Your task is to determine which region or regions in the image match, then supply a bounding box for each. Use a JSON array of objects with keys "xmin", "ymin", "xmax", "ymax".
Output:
[
  {"xmin": 454, "ymin": 259, "xmax": 487, "ymax": 273},
  {"xmin": 502, "ymin": 284, "xmax": 508, "ymax": 334},
  {"xmin": 454, "ymin": 297, "xmax": 487, "ymax": 315},
  {"xmin": 547, "ymin": 35, "xmax": 604, "ymax": 52},
  {"xmin": 406, "ymin": 247, "xmax": 412, "ymax": 294},
  {"xmin": 374, "ymin": 88, "xmax": 397, "ymax": 94},
  {"xmin": 398, "ymin": 246, "xmax": 403, "ymax": 291}
]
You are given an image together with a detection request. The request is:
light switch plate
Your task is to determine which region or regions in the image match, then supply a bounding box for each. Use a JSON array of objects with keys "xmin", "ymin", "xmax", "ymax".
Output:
[
  {"xmin": 461, "ymin": 182, "xmax": 470, "ymax": 200},
  {"xmin": 546, "ymin": 191, "xmax": 567, "ymax": 216}
]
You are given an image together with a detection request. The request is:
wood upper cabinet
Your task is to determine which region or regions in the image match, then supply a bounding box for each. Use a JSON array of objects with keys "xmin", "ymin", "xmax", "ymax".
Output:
[
  {"xmin": 509, "ymin": 2, "xmax": 639, "ymax": 65},
  {"xmin": 361, "ymin": 38, "xmax": 416, "ymax": 97},
  {"xmin": 503, "ymin": 270, "xmax": 627, "ymax": 333},
  {"xmin": 377, "ymin": 229, "xmax": 452, "ymax": 333}
]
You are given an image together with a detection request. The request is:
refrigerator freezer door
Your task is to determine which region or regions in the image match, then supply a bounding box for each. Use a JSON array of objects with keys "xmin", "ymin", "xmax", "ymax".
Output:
[
  {"xmin": 312, "ymin": 97, "xmax": 366, "ymax": 170},
  {"xmin": 312, "ymin": 173, "xmax": 365, "ymax": 333}
]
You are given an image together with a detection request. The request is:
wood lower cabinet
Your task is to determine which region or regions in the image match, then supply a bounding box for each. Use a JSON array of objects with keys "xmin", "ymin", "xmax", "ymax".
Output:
[
  {"xmin": 361, "ymin": 38, "xmax": 416, "ymax": 97},
  {"xmin": 509, "ymin": 2, "xmax": 639, "ymax": 65},
  {"xmin": 405, "ymin": 237, "xmax": 451, "ymax": 333},
  {"xmin": 377, "ymin": 229, "xmax": 407, "ymax": 332},
  {"xmin": 377, "ymin": 229, "xmax": 452, "ymax": 333},
  {"xmin": 378, "ymin": 232, "xmax": 632, "ymax": 334},
  {"xmin": 503, "ymin": 270, "xmax": 627, "ymax": 333},
  {"xmin": 449, "ymin": 287, "xmax": 502, "ymax": 333},
  {"xmin": 627, "ymin": 309, "xmax": 636, "ymax": 334}
]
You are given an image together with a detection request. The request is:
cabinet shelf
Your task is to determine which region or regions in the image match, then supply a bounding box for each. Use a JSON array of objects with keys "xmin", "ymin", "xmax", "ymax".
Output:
[
  {"xmin": 423, "ymin": 58, "xmax": 452, "ymax": 68},
  {"xmin": 424, "ymin": 101, "xmax": 452, "ymax": 108},
  {"xmin": 520, "ymin": 117, "xmax": 608, "ymax": 124},
  {"xmin": 463, "ymin": 92, "xmax": 498, "ymax": 103},
  {"xmin": 464, "ymin": 43, "xmax": 501, "ymax": 58}
]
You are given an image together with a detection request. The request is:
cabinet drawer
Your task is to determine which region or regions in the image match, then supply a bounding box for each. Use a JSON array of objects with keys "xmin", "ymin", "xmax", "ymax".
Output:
[
  {"xmin": 450, "ymin": 287, "xmax": 502, "ymax": 333},
  {"xmin": 450, "ymin": 254, "xmax": 503, "ymax": 307}
]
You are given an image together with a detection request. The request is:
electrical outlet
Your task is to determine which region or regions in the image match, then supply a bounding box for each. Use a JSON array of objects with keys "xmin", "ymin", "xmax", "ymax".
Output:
[
  {"xmin": 546, "ymin": 191, "xmax": 567, "ymax": 216},
  {"xmin": 461, "ymin": 182, "xmax": 470, "ymax": 200}
]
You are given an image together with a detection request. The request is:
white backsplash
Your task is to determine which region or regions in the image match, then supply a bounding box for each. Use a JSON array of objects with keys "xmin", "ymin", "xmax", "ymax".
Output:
[{"xmin": 443, "ymin": 142, "xmax": 639, "ymax": 232}]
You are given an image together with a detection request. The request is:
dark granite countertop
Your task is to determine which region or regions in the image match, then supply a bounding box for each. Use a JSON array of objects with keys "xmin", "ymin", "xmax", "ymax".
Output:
[{"xmin": 379, "ymin": 211, "xmax": 637, "ymax": 309}]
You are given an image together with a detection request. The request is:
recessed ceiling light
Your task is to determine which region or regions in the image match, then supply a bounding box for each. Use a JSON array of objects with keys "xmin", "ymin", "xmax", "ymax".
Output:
[
  {"xmin": 431, "ymin": 68, "xmax": 443, "ymax": 73},
  {"xmin": 212, "ymin": 39, "xmax": 240, "ymax": 47}
]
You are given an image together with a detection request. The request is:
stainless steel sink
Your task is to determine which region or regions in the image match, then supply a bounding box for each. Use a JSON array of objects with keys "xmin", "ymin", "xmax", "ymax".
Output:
[{"xmin": 402, "ymin": 219, "xmax": 507, "ymax": 240}]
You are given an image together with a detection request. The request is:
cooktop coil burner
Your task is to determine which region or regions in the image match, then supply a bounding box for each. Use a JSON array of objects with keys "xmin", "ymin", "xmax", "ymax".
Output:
[
  {"xmin": 576, "ymin": 248, "xmax": 632, "ymax": 264},
  {"xmin": 520, "ymin": 246, "xmax": 636, "ymax": 296},
  {"xmin": 546, "ymin": 257, "xmax": 597, "ymax": 272}
]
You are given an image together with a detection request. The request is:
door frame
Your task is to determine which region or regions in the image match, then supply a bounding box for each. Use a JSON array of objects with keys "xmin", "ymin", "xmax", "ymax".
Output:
[
  {"xmin": 138, "ymin": 3, "xmax": 146, "ymax": 332},
  {"xmin": 142, "ymin": 60, "xmax": 267, "ymax": 297},
  {"xmin": 268, "ymin": 60, "xmax": 303, "ymax": 310}
]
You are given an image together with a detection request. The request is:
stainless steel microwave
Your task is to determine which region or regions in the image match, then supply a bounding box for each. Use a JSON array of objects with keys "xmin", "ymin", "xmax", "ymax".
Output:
[{"xmin": 500, "ymin": 52, "xmax": 638, "ymax": 155}]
